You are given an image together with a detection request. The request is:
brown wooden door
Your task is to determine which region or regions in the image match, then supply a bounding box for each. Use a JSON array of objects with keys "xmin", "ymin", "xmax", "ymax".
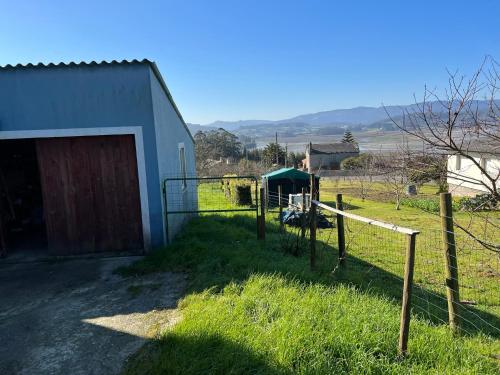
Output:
[{"xmin": 36, "ymin": 135, "xmax": 143, "ymax": 255}]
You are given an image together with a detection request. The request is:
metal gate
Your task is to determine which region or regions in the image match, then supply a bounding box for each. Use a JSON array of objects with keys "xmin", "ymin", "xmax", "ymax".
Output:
[{"xmin": 162, "ymin": 176, "xmax": 259, "ymax": 243}]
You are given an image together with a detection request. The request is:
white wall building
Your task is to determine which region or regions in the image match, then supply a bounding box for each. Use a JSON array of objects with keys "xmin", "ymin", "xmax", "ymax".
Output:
[{"xmin": 447, "ymin": 143, "xmax": 499, "ymax": 196}]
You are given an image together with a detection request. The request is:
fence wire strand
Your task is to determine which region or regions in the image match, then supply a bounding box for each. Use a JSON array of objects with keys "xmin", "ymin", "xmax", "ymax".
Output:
[{"xmin": 271, "ymin": 187, "xmax": 499, "ymax": 338}]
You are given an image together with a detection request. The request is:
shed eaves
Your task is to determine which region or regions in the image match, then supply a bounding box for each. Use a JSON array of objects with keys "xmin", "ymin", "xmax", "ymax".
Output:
[
  {"xmin": 262, "ymin": 167, "xmax": 318, "ymax": 180},
  {"xmin": 0, "ymin": 59, "xmax": 194, "ymax": 142}
]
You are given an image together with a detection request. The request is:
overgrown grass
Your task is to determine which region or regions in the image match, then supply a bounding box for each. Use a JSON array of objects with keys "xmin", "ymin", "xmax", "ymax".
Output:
[{"xmin": 120, "ymin": 208, "xmax": 499, "ymax": 373}]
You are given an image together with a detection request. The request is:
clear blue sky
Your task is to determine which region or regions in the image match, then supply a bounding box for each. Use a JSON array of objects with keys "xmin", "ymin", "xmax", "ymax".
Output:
[{"xmin": 1, "ymin": 0, "xmax": 498, "ymax": 124}]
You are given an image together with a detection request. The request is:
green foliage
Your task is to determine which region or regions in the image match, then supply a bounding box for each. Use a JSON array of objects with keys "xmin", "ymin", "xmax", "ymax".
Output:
[
  {"xmin": 400, "ymin": 197, "xmax": 441, "ymax": 212},
  {"xmin": 288, "ymin": 151, "xmax": 305, "ymax": 168},
  {"xmin": 262, "ymin": 142, "xmax": 286, "ymax": 166},
  {"xmin": 222, "ymin": 175, "xmax": 254, "ymax": 206},
  {"xmin": 400, "ymin": 196, "xmax": 464, "ymax": 213},
  {"xmin": 194, "ymin": 129, "xmax": 242, "ymax": 172},
  {"xmin": 407, "ymin": 155, "xmax": 447, "ymax": 189},
  {"xmin": 457, "ymin": 194, "xmax": 498, "ymax": 212},
  {"xmin": 341, "ymin": 153, "xmax": 373, "ymax": 170},
  {"xmin": 245, "ymin": 148, "xmax": 262, "ymax": 162},
  {"xmin": 341, "ymin": 130, "xmax": 356, "ymax": 144}
]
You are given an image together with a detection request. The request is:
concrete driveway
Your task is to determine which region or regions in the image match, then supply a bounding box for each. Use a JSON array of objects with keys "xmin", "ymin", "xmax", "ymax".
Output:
[{"xmin": 0, "ymin": 257, "xmax": 186, "ymax": 374}]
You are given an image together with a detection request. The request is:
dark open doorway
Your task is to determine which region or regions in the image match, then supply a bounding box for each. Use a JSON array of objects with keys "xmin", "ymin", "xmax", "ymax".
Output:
[{"xmin": 0, "ymin": 139, "xmax": 48, "ymax": 260}]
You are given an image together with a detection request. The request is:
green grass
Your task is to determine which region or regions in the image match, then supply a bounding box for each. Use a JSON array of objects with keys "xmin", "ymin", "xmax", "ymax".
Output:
[
  {"xmin": 320, "ymin": 180, "xmax": 499, "ymax": 317},
  {"xmin": 118, "ymin": 182, "xmax": 499, "ymax": 374}
]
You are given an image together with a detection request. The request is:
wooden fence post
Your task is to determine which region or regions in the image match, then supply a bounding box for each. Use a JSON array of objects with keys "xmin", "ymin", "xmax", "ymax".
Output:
[
  {"xmin": 309, "ymin": 174, "xmax": 317, "ymax": 270},
  {"xmin": 259, "ymin": 187, "xmax": 266, "ymax": 240},
  {"xmin": 399, "ymin": 232, "xmax": 417, "ymax": 355},
  {"xmin": 278, "ymin": 185, "xmax": 284, "ymax": 232},
  {"xmin": 336, "ymin": 194, "xmax": 346, "ymax": 264},
  {"xmin": 440, "ymin": 192, "xmax": 460, "ymax": 333},
  {"xmin": 301, "ymin": 188, "xmax": 306, "ymax": 239},
  {"xmin": 255, "ymin": 179, "xmax": 259, "ymax": 239}
]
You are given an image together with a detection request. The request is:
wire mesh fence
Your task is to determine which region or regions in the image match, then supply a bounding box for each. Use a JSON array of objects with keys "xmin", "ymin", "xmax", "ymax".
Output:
[
  {"xmin": 412, "ymin": 220, "xmax": 500, "ymax": 336},
  {"xmin": 163, "ymin": 176, "xmax": 259, "ymax": 242},
  {"xmin": 164, "ymin": 176, "xmax": 258, "ymax": 214},
  {"xmin": 266, "ymin": 182, "xmax": 499, "ymax": 351}
]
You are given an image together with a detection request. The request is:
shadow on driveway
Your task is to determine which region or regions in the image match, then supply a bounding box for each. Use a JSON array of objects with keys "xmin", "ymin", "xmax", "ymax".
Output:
[{"xmin": 0, "ymin": 257, "xmax": 186, "ymax": 374}]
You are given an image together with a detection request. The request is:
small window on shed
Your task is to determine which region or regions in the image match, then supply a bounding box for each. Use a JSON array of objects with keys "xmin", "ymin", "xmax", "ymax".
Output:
[
  {"xmin": 455, "ymin": 155, "xmax": 461, "ymax": 170},
  {"xmin": 179, "ymin": 143, "xmax": 187, "ymax": 189}
]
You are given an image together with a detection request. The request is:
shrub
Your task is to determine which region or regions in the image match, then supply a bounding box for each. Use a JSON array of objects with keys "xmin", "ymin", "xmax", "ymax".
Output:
[
  {"xmin": 400, "ymin": 197, "xmax": 440, "ymax": 212},
  {"xmin": 222, "ymin": 175, "xmax": 254, "ymax": 206},
  {"xmin": 400, "ymin": 197, "xmax": 464, "ymax": 213},
  {"xmin": 233, "ymin": 185, "xmax": 252, "ymax": 205},
  {"xmin": 341, "ymin": 153, "xmax": 372, "ymax": 170},
  {"xmin": 457, "ymin": 194, "xmax": 498, "ymax": 211}
]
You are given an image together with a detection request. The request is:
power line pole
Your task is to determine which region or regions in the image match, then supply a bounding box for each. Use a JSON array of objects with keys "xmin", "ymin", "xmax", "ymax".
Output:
[{"xmin": 275, "ymin": 132, "xmax": 279, "ymax": 165}]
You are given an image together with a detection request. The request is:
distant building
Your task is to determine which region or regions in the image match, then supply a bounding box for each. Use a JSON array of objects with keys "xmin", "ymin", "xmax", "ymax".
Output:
[
  {"xmin": 305, "ymin": 142, "xmax": 359, "ymax": 172},
  {"xmin": 447, "ymin": 141, "xmax": 499, "ymax": 196}
]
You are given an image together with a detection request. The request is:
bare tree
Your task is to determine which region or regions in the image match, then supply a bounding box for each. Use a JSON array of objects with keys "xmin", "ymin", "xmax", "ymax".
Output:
[
  {"xmin": 386, "ymin": 57, "xmax": 499, "ymax": 200},
  {"xmin": 345, "ymin": 154, "xmax": 377, "ymax": 201},
  {"xmin": 375, "ymin": 152, "xmax": 409, "ymax": 210},
  {"xmin": 387, "ymin": 57, "xmax": 499, "ymax": 251}
]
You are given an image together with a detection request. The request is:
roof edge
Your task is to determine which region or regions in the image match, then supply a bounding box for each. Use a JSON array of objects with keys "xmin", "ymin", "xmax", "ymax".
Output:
[
  {"xmin": 147, "ymin": 62, "xmax": 194, "ymax": 143},
  {"xmin": 0, "ymin": 58, "xmax": 195, "ymax": 143}
]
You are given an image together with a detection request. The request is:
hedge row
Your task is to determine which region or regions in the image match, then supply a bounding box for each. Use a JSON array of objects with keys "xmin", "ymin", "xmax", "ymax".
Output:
[{"xmin": 221, "ymin": 175, "xmax": 253, "ymax": 206}]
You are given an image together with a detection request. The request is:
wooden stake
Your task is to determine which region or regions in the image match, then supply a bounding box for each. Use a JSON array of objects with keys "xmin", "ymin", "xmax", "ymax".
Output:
[
  {"xmin": 259, "ymin": 187, "xmax": 266, "ymax": 240},
  {"xmin": 399, "ymin": 233, "xmax": 417, "ymax": 355},
  {"xmin": 336, "ymin": 194, "xmax": 346, "ymax": 264},
  {"xmin": 278, "ymin": 185, "xmax": 284, "ymax": 232},
  {"xmin": 301, "ymin": 188, "xmax": 306, "ymax": 239},
  {"xmin": 309, "ymin": 174, "xmax": 317, "ymax": 269},
  {"xmin": 440, "ymin": 192, "xmax": 460, "ymax": 333},
  {"xmin": 255, "ymin": 180, "xmax": 259, "ymax": 239}
]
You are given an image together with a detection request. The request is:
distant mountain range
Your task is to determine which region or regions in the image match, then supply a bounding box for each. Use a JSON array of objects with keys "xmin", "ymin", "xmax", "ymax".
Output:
[{"xmin": 187, "ymin": 100, "xmax": 496, "ymax": 139}]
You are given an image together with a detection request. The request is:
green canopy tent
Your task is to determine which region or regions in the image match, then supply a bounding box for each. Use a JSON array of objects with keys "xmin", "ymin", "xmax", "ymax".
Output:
[{"xmin": 261, "ymin": 168, "xmax": 320, "ymax": 207}]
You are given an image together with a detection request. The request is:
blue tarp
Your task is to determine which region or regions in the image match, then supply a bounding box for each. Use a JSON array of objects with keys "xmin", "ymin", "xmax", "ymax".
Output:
[{"xmin": 279, "ymin": 210, "xmax": 333, "ymax": 229}]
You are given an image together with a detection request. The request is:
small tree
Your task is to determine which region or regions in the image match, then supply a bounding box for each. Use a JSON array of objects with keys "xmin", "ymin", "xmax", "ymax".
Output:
[
  {"xmin": 376, "ymin": 152, "xmax": 409, "ymax": 210},
  {"xmin": 341, "ymin": 153, "xmax": 376, "ymax": 201},
  {"xmin": 262, "ymin": 143, "xmax": 286, "ymax": 166},
  {"xmin": 406, "ymin": 154, "xmax": 448, "ymax": 192},
  {"xmin": 342, "ymin": 130, "xmax": 356, "ymax": 144}
]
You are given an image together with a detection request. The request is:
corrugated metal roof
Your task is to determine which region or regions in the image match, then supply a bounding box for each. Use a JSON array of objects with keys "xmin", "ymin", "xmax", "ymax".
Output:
[
  {"xmin": 0, "ymin": 58, "xmax": 151, "ymax": 70},
  {"xmin": 309, "ymin": 143, "xmax": 359, "ymax": 154},
  {"xmin": 0, "ymin": 59, "xmax": 194, "ymax": 142}
]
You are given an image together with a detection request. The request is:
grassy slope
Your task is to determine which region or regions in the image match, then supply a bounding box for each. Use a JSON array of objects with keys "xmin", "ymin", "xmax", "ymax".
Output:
[{"xmin": 119, "ymin": 182, "xmax": 499, "ymax": 374}]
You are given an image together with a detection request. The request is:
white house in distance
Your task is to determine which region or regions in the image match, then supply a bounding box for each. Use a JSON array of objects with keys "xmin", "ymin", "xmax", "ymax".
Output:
[
  {"xmin": 305, "ymin": 142, "xmax": 359, "ymax": 172},
  {"xmin": 447, "ymin": 141, "xmax": 500, "ymax": 196}
]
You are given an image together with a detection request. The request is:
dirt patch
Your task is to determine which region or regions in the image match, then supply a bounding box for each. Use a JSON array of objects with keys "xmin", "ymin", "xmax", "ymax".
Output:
[{"xmin": 0, "ymin": 257, "xmax": 186, "ymax": 374}]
